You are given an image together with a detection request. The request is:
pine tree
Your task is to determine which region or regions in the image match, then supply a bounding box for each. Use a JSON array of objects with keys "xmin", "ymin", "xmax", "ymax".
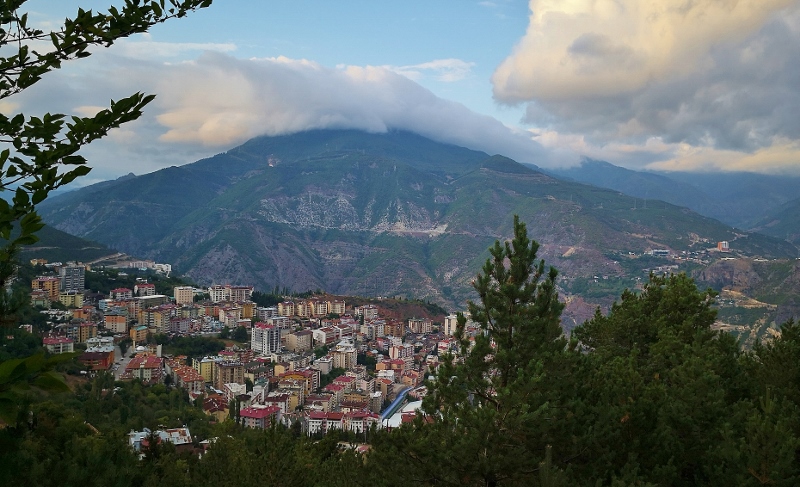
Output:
[{"xmin": 376, "ymin": 216, "xmax": 574, "ymax": 486}]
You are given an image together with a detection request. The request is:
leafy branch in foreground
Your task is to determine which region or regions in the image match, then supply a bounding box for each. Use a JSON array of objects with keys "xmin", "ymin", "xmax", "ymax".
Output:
[{"xmin": 0, "ymin": 0, "xmax": 213, "ymax": 299}]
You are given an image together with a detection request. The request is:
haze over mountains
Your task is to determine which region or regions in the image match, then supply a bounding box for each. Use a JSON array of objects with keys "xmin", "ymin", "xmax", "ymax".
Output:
[
  {"xmin": 37, "ymin": 130, "xmax": 798, "ymax": 327},
  {"xmin": 547, "ymin": 159, "xmax": 800, "ymax": 236}
]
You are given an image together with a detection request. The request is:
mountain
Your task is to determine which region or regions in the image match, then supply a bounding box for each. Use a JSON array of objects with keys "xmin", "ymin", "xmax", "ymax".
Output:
[
  {"xmin": 18, "ymin": 225, "xmax": 115, "ymax": 263},
  {"xmin": 37, "ymin": 130, "xmax": 797, "ymax": 317},
  {"xmin": 750, "ymin": 196, "xmax": 800, "ymax": 245},
  {"xmin": 546, "ymin": 159, "xmax": 800, "ymax": 230}
]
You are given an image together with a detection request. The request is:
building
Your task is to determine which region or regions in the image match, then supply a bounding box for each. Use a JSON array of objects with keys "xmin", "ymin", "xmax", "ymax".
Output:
[
  {"xmin": 110, "ymin": 288, "xmax": 133, "ymax": 300},
  {"xmin": 229, "ymin": 286, "xmax": 253, "ymax": 303},
  {"xmin": 78, "ymin": 349, "xmax": 114, "ymax": 371},
  {"xmin": 354, "ymin": 305, "xmax": 379, "ymax": 320},
  {"xmin": 30, "ymin": 289, "xmax": 51, "ymax": 308},
  {"xmin": 137, "ymin": 294, "xmax": 169, "ymax": 309},
  {"xmin": 331, "ymin": 339, "xmax": 357, "ymax": 370},
  {"xmin": 172, "ymin": 365, "xmax": 205, "ymax": 395},
  {"xmin": 327, "ymin": 300, "xmax": 346, "ymax": 315},
  {"xmin": 286, "ymin": 330, "xmax": 313, "ymax": 352},
  {"xmin": 203, "ymin": 394, "xmax": 229, "ymax": 423},
  {"xmin": 135, "ymin": 283, "xmax": 156, "ymax": 297},
  {"xmin": 214, "ymin": 361, "xmax": 245, "ymax": 390},
  {"xmin": 104, "ymin": 313, "xmax": 128, "ymax": 333},
  {"xmin": 59, "ymin": 264, "xmax": 85, "ymax": 292},
  {"xmin": 718, "ymin": 241, "xmax": 730, "ymax": 252},
  {"xmin": 63, "ymin": 322, "xmax": 98, "ymax": 344},
  {"xmin": 312, "ymin": 327, "xmax": 337, "ymax": 347},
  {"xmin": 313, "ymin": 356, "xmax": 333, "ymax": 375},
  {"xmin": 43, "ymin": 336, "xmax": 74, "ymax": 354},
  {"xmin": 58, "ymin": 291, "xmax": 84, "ymax": 308},
  {"xmin": 389, "ymin": 344, "xmax": 414, "ymax": 361},
  {"xmin": 128, "ymin": 427, "xmax": 192, "ymax": 453},
  {"xmin": 408, "ymin": 318, "xmax": 432, "ymax": 334},
  {"xmin": 240, "ymin": 405, "xmax": 281, "ymax": 429},
  {"xmin": 208, "ymin": 284, "xmax": 254, "ymax": 303},
  {"xmin": 306, "ymin": 411, "xmax": 345, "ymax": 436},
  {"xmin": 251, "ymin": 322, "xmax": 281, "ymax": 355},
  {"xmin": 124, "ymin": 355, "xmax": 163, "ymax": 383},
  {"xmin": 277, "ymin": 301, "xmax": 295, "ymax": 317},
  {"xmin": 32, "ymin": 276, "xmax": 61, "ymax": 301},
  {"xmin": 255, "ymin": 306, "xmax": 278, "ymax": 320},
  {"xmin": 443, "ymin": 314, "xmax": 459, "ymax": 336},
  {"xmin": 193, "ymin": 356, "xmax": 217, "ymax": 383},
  {"xmin": 174, "ymin": 286, "xmax": 194, "ymax": 305},
  {"xmin": 130, "ymin": 325, "xmax": 149, "ymax": 343},
  {"xmin": 311, "ymin": 300, "xmax": 328, "ymax": 317}
]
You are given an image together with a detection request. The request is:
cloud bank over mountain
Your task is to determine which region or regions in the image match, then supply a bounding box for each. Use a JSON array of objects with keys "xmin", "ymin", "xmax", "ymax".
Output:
[{"xmin": 154, "ymin": 53, "xmax": 547, "ymax": 165}]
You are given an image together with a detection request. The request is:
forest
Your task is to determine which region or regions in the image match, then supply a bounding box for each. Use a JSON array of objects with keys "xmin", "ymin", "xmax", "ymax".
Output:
[{"xmin": 1, "ymin": 217, "xmax": 799, "ymax": 486}]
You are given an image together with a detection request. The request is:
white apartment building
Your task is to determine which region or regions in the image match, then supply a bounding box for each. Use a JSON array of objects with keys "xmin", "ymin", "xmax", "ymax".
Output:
[{"xmin": 251, "ymin": 322, "xmax": 281, "ymax": 355}]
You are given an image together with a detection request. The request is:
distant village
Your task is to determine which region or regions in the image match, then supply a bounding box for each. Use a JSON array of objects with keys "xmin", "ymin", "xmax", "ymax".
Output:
[{"xmin": 28, "ymin": 259, "xmax": 475, "ymax": 448}]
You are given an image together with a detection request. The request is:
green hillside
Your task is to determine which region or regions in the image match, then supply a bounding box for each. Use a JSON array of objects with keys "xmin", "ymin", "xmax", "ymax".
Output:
[
  {"xmin": 751, "ymin": 197, "xmax": 800, "ymax": 245},
  {"xmin": 18, "ymin": 225, "xmax": 114, "ymax": 263},
  {"xmin": 38, "ymin": 130, "xmax": 798, "ymax": 313}
]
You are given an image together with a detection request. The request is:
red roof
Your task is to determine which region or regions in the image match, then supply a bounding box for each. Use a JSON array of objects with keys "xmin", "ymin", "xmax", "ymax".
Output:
[
  {"xmin": 240, "ymin": 406, "xmax": 280, "ymax": 419},
  {"xmin": 203, "ymin": 394, "xmax": 228, "ymax": 413},
  {"xmin": 43, "ymin": 336, "xmax": 73, "ymax": 345},
  {"xmin": 127, "ymin": 355, "xmax": 162, "ymax": 370}
]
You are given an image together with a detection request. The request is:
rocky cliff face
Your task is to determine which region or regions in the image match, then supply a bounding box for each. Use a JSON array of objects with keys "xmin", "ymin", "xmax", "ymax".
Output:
[{"xmin": 39, "ymin": 130, "xmax": 798, "ymax": 326}]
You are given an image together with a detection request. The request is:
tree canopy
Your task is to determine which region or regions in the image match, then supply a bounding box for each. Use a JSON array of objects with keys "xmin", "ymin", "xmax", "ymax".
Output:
[{"xmin": 0, "ymin": 0, "xmax": 212, "ymax": 298}]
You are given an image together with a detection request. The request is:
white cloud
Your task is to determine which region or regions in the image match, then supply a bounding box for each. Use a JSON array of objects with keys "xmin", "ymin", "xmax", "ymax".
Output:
[
  {"xmin": 493, "ymin": 0, "xmax": 794, "ymax": 103},
  {"xmin": 4, "ymin": 49, "xmax": 550, "ymax": 183},
  {"xmin": 114, "ymin": 38, "xmax": 237, "ymax": 60},
  {"xmin": 385, "ymin": 58, "xmax": 476, "ymax": 82},
  {"xmin": 152, "ymin": 53, "xmax": 546, "ymax": 164},
  {"xmin": 490, "ymin": 0, "xmax": 800, "ymax": 173}
]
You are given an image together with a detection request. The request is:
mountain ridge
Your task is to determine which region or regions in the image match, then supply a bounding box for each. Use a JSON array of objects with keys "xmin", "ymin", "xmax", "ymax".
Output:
[{"xmin": 38, "ymin": 129, "xmax": 798, "ymax": 316}]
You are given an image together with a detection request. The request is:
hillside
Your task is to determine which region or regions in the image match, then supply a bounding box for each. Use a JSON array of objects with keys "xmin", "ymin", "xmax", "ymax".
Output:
[
  {"xmin": 547, "ymin": 159, "xmax": 800, "ymax": 230},
  {"xmin": 693, "ymin": 257, "xmax": 800, "ymax": 347},
  {"xmin": 18, "ymin": 225, "xmax": 116, "ymax": 263},
  {"xmin": 750, "ymin": 196, "xmax": 800, "ymax": 245},
  {"xmin": 38, "ymin": 130, "xmax": 798, "ymax": 319}
]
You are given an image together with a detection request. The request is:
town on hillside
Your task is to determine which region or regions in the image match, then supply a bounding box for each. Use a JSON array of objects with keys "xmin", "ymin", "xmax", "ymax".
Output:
[{"xmin": 27, "ymin": 258, "xmax": 474, "ymax": 444}]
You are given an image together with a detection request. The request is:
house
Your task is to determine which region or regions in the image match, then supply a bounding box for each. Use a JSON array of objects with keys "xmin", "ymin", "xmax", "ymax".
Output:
[
  {"xmin": 306, "ymin": 411, "xmax": 345, "ymax": 436},
  {"xmin": 240, "ymin": 405, "xmax": 281, "ymax": 429},
  {"xmin": 128, "ymin": 427, "xmax": 193, "ymax": 454},
  {"xmin": 286, "ymin": 329, "xmax": 313, "ymax": 352},
  {"xmin": 110, "ymin": 288, "xmax": 133, "ymax": 300},
  {"xmin": 77, "ymin": 351, "xmax": 113, "ymax": 370},
  {"xmin": 43, "ymin": 336, "xmax": 74, "ymax": 354},
  {"xmin": 203, "ymin": 394, "xmax": 229, "ymax": 423},
  {"xmin": 345, "ymin": 411, "xmax": 381, "ymax": 434},
  {"xmin": 123, "ymin": 355, "xmax": 163, "ymax": 383},
  {"xmin": 173, "ymin": 365, "xmax": 205, "ymax": 395}
]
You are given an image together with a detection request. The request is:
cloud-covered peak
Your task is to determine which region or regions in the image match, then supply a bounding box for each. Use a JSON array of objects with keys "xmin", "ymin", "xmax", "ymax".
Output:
[{"xmin": 154, "ymin": 53, "xmax": 547, "ymax": 164}]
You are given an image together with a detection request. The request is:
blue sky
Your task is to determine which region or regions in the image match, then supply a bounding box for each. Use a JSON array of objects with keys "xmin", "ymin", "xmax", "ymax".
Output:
[{"xmin": 9, "ymin": 1, "xmax": 800, "ymax": 184}]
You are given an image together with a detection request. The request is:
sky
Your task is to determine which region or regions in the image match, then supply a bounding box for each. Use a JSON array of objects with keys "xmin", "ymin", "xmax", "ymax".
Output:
[{"xmin": 6, "ymin": 0, "xmax": 800, "ymax": 185}]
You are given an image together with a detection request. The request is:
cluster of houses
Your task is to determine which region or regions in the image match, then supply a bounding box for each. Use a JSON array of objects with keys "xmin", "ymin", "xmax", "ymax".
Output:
[{"xmin": 30, "ymin": 260, "xmax": 482, "ymax": 436}]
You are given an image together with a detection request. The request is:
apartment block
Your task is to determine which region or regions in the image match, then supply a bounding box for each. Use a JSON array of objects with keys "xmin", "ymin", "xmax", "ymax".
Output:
[
  {"xmin": 59, "ymin": 264, "xmax": 85, "ymax": 292},
  {"xmin": 174, "ymin": 286, "xmax": 194, "ymax": 305},
  {"xmin": 251, "ymin": 322, "xmax": 281, "ymax": 354}
]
